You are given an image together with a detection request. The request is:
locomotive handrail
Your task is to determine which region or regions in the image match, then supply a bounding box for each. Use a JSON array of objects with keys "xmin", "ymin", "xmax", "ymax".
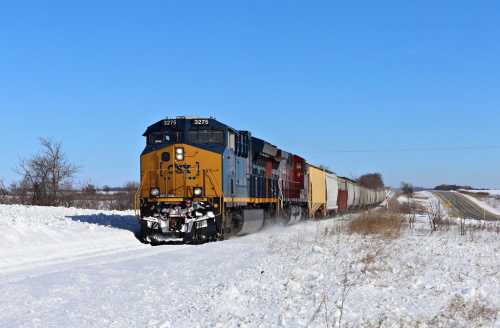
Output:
[{"xmin": 134, "ymin": 175, "xmax": 146, "ymax": 217}]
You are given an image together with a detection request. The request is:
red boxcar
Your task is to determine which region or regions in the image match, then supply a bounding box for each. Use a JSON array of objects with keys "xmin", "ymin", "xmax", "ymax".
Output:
[
  {"xmin": 337, "ymin": 177, "xmax": 348, "ymax": 212},
  {"xmin": 290, "ymin": 155, "xmax": 306, "ymax": 200}
]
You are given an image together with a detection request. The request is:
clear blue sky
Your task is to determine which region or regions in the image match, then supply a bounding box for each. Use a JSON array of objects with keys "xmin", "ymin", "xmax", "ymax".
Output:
[{"xmin": 1, "ymin": 1, "xmax": 499, "ymax": 188}]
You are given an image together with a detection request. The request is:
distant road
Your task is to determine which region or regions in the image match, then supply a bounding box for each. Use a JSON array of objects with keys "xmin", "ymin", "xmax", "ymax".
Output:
[{"xmin": 433, "ymin": 191, "xmax": 500, "ymax": 221}]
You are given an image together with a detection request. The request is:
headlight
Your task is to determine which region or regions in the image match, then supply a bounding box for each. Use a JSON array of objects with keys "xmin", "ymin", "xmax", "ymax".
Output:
[
  {"xmin": 193, "ymin": 187, "xmax": 203, "ymax": 197},
  {"xmin": 150, "ymin": 188, "xmax": 160, "ymax": 197},
  {"xmin": 175, "ymin": 147, "xmax": 184, "ymax": 161}
]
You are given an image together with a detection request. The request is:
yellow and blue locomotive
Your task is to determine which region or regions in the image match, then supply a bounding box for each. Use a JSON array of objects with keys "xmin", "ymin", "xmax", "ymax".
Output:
[{"xmin": 137, "ymin": 116, "xmax": 308, "ymax": 244}]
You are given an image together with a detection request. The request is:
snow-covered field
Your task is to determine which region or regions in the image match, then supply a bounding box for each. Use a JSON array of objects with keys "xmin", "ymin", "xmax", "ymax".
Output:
[
  {"xmin": 462, "ymin": 189, "xmax": 500, "ymax": 196},
  {"xmin": 1, "ymin": 203, "xmax": 499, "ymax": 327}
]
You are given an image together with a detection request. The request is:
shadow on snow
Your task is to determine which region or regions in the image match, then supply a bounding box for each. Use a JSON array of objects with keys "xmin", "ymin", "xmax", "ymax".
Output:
[{"xmin": 66, "ymin": 213, "xmax": 141, "ymax": 236}]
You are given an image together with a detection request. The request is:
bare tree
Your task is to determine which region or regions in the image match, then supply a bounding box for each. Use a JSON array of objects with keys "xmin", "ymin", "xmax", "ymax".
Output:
[
  {"xmin": 124, "ymin": 181, "xmax": 140, "ymax": 209},
  {"xmin": 7, "ymin": 181, "xmax": 29, "ymax": 204},
  {"xmin": 75, "ymin": 181, "xmax": 99, "ymax": 209},
  {"xmin": 427, "ymin": 199, "xmax": 443, "ymax": 232},
  {"xmin": 111, "ymin": 182, "xmax": 140, "ymax": 210},
  {"xmin": 400, "ymin": 182, "xmax": 415, "ymax": 227},
  {"xmin": 358, "ymin": 173, "xmax": 385, "ymax": 190},
  {"xmin": 16, "ymin": 138, "xmax": 79, "ymax": 206},
  {"xmin": 82, "ymin": 183, "xmax": 97, "ymax": 195},
  {"xmin": 0, "ymin": 179, "xmax": 7, "ymax": 203},
  {"xmin": 459, "ymin": 216, "xmax": 466, "ymax": 236},
  {"xmin": 401, "ymin": 182, "xmax": 414, "ymax": 198}
]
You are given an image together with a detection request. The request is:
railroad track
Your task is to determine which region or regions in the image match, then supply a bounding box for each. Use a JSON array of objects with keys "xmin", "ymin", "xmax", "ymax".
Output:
[{"xmin": 433, "ymin": 191, "xmax": 500, "ymax": 221}]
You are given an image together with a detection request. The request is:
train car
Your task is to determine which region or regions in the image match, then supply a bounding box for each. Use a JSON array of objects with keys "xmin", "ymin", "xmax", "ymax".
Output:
[
  {"xmin": 367, "ymin": 188, "xmax": 373, "ymax": 206},
  {"xmin": 347, "ymin": 179, "xmax": 356, "ymax": 210},
  {"xmin": 337, "ymin": 177, "xmax": 349, "ymax": 213},
  {"xmin": 346, "ymin": 178, "xmax": 356, "ymax": 210},
  {"xmin": 325, "ymin": 171, "xmax": 339, "ymax": 215},
  {"xmin": 307, "ymin": 164, "xmax": 327, "ymax": 217},
  {"xmin": 353, "ymin": 184, "xmax": 361, "ymax": 208},
  {"xmin": 337, "ymin": 176, "xmax": 357, "ymax": 211},
  {"xmin": 277, "ymin": 152, "xmax": 308, "ymax": 223},
  {"xmin": 377, "ymin": 189, "xmax": 386, "ymax": 204},
  {"xmin": 358, "ymin": 186, "xmax": 367, "ymax": 208}
]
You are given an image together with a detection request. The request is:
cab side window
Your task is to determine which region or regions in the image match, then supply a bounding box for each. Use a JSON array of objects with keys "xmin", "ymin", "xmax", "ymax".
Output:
[{"xmin": 228, "ymin": 132, "xmax": 235, "ymax": 151}]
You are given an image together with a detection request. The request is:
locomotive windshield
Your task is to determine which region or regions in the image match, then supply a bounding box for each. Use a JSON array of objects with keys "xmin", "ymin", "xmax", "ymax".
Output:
[{"xmin": 147, "ymin": 132, "xmax": 180, "ymax": 145}]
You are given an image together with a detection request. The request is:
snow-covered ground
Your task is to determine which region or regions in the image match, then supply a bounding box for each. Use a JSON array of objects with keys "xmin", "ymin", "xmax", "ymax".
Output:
[
  {"xmin": 1, "ymin": 203, "xmax": 499, "ymax": 327},
  {"xmin": 0, "ymin": 205, "xmax": 145, "ymax": 274},
  {"xmin": 398, "ymin": 191, "xmax": 437, "ymax": 208},
  {"xmin": 457, "ymin": 192, "xmax": 500, "ymax": 216},
  {"xmin": 461, "ymin": 189, "xmax": 500, "ymax": 196}
]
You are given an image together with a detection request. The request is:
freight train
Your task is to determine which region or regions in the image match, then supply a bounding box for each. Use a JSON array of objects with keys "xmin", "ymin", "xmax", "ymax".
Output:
[{"xmin": 136, "ymin": 116, "xmax": 385, "ymax": 244}]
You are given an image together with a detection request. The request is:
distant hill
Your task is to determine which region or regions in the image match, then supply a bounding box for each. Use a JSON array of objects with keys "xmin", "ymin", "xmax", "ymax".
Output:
[{"xmin": 434, "ymin": 184, "xmax": 473, "ymax": 191}]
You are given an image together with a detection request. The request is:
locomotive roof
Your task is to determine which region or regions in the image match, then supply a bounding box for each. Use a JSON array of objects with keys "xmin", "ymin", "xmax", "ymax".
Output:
[
  {"xmin": 143, "ymin": 116, "xmax": 236, "ymax": 136},
  {"xmin": 143, "ymin": 116, "xmax": 307, "ymax": 161}
]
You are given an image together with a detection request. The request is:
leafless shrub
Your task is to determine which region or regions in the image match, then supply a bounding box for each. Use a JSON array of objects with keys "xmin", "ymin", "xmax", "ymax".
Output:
[
  {"xmin": 427, "ymin": 199, "xmax": 444, "ymax": 232},
  {"xmin": 408, "ymin": 213, "xmax": 417, "ymax": 230},
  {"xmin": 7, "ymin": 180, "xmax": 31, "ymax": 205},
  {"xmin": 336, "ymin": 271, "xmax": 354, "ymax": 328},
  {"xmin": 108, "ymin": 182, "xmax": 140, "ymax": 210},
  {"xmin": 347, "ymin": 209, "xmax": 403, "ymax": 239},
  {"xmin": 457, "ymin": 219, "xmax": 500, "ymax": 239},
  {"xmin": 308, "ymin": 267, "xmax": 357, "ymax": 328},
  {"xmin": 400, "ymin": 182, "xmax": 414, "ymax": 198},
  {"xmin": 71, "ymin": 182, "xmax": 100, "ymax": 209},
  {"xmin": 432, "ymin": 295, "xmax": 499, "ymax": 324},
  {"xmin": 360, "ymin": 246, "xmax": 386, "ymax": 275},
  {"xmin": 0, "ymin": 179, "xmax": 7, "ymax": 203},
  {"xmin": 16, "ymin": 138, "xmax": 79, "ymax": 206},
  {"xmin": 82, "ymin": 183, "xmax": 97, "ymax": 195},
  {"xmin": 458, "ymin": 217, "xmax": 466, "ymax": 236}
]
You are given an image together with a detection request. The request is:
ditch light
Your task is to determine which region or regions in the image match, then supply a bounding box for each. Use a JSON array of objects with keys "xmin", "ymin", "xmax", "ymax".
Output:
[{"xmin": 175, "ymin": 147, "xmax": 184, "ymax": 161}]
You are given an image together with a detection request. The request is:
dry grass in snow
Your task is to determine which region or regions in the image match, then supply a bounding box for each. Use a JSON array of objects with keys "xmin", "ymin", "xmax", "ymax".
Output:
[{"xmin": 346, "ymin": 209, "xmax": 403, "ymax": 239}]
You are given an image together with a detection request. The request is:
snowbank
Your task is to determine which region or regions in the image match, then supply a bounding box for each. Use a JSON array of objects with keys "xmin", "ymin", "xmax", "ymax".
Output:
[{"xmin": 0, "ymin": 204, "xmax": 144, "ymax": 274}]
